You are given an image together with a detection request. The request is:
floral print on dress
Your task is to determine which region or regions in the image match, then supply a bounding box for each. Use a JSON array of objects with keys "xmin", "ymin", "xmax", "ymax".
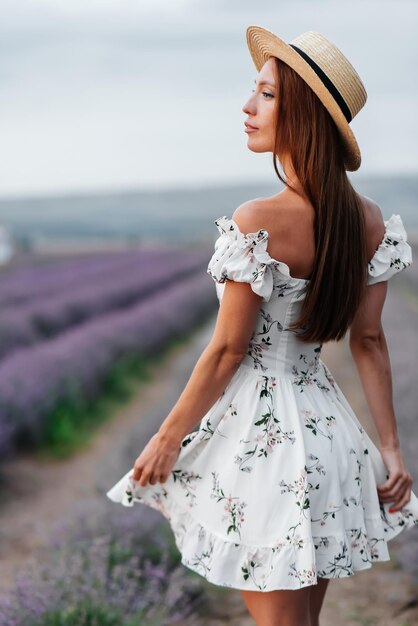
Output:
[
  {"xmin": 247, "ymin": 313, "xmax": 274, "ymax": 371},
  {"xmin": 172, "ymin": 469, "xmax": 203, "ymax": 507},
  {"xmin": 279, "ymin": 468, "xmax": 311, "ymax": 520},
  {"xmin": 210, "ymin": 471, "xmax": 248, "ymax": 539},
  {"xmin": 289, "ymin": 563, "xmax": 317, "ymax": 586},
  {"xmin": 106, "ymin": 212, "xmax": 418, "ymax": 592},
  {"xmin": 185, "ymin": 536, "xmax": 215, "ymax": 577},
  {"xmin": 302, "ymin": 409, "xmax": 335, "ymax": 450},
  {"xmin": 292, "ymin": 348, "xmax": 331, "ymax": 393},
  {"xmin": 367, "ymin": 214, "xmax": 412, "ymax": 285},
  {"xmin": 241, "ymin": 551, "xmax": 270, "ymax": 589},
  {"xmin": 234, "ymin": 374, "xmax": 296, "ymax": 473}
]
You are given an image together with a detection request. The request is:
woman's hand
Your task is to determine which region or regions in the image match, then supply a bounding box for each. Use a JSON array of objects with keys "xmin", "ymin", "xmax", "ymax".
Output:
[
  {"xmin": 377, "ymin": 446, "xmax": 413, "ymax": 513},
  {"xmin": 130, "ymin": 432, "xmax": 181, "ymax": 487}
]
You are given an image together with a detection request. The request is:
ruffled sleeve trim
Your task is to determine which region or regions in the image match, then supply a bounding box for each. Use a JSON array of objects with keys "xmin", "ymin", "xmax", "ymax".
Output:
[
  {"xmin": 206, "ymin": 215, "xmax": 277, "ymax": 302},
  {"xmin": 367, "ymin": 214, "xmax": 413, "ymax": 285}
]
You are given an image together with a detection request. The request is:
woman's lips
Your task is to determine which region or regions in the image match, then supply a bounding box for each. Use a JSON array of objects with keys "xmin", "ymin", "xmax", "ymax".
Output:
[{"xmin": 244, "ymin": 124, "xmax": 258, "ymax": 133}]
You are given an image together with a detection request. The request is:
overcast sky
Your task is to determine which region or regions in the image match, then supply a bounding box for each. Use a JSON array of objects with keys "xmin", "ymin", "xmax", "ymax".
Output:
[{"xmin": 0, "ymin": 0, "xmax": 417, "ymax": 198}]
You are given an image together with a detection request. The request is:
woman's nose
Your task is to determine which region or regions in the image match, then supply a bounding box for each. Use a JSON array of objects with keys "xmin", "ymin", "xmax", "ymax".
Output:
[{"xmin": 242, "ymin": 94, "xmax": 256, "ymax": 115}]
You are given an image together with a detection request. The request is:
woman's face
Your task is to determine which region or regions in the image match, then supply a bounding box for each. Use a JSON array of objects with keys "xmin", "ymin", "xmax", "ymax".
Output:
[{"xmin": 242, "ymin": 57, "xmax": 277, "ymax": 154}]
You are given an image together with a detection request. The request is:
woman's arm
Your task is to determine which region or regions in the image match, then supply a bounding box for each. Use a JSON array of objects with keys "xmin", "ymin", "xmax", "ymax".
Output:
[
  {"xmin": 349, "ymin": 280, "xmax": 413, "ymax": 512},
  {"xmin": 158, "ymin": 278, "xmax": 263, "ymax": 444},
  {"xmin": 158, "ymin": 341, "xmax": 245, "ymax": 445},
  {"xmin": 132, "ymin": 278, "xmax": 263, "ymax": 486},
  {"xmin": 350, "ymin": 294, "xmax": 399, "ymax": 448},
  {"xmin": 159, "ymin": 264, "xmax": 268, "ymax": 443}
]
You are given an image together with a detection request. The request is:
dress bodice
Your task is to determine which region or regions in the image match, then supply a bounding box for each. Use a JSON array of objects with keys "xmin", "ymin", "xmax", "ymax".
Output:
[{"xmin": 207, "ymin": 214, "xmax": 413, "ymax": 377}]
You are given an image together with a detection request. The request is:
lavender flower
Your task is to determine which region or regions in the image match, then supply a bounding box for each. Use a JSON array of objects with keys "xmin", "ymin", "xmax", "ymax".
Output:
[
  {"xmin": 0, "ymin": 271, "xmax": 217, "ymax": 456},
  {"xmin": 0, "ymin": 248, "xmax": 210, "ymax": 359}
]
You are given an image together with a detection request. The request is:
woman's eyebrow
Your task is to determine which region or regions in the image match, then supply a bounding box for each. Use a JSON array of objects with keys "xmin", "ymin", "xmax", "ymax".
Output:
[{"xmin": 254, "ymin": 79, "xmax": 276, "ymax": 87}]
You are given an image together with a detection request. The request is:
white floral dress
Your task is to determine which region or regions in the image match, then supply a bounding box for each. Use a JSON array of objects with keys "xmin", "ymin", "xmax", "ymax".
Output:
[{"xmin": 106, "ymin": 213, "xmax": 418, "ymax": 591}]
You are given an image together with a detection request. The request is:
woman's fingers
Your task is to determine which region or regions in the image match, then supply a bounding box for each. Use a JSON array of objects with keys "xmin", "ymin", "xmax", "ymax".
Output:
[
  {"xmin": 378, "ymin": 447, "xmax": 414, "ymax": 513},
  {"xmin": 378, "ymin": 470, "xmax": 411, "ymax": 493},
  {"xmin": 133, "ymin": 462, "xmax": 149, "ymax": 485},
  {"xmin": 385, "ymin": 480, "xmax": 409, "ymax": 505},
  {"xmin": 132, "ymin": 464, "xmax": 166, "ymax": 486},
  {"xmin": 130, "ymin": 432, "xmax": 180, "ymax": 488},
  {"xmin": 378, "ymin": 474, "xmax": 413, "ymax": 512},
  {"xmin": 139, "ymin": 470, "xmax": 150, "ymax": 487},
  {"xmin": 131, "ymin": 467, "xmax": 141, "ymax": 482},
  {"xmin": 377, "ymin": 471, "xmax": 406, "ymax": 493},
  {"xmin": 389, "ymin": 486, "xmax": 412, "ymax": 512},
  {"xmin": 378, "ymin": 475, "xmax": 409, "ymax": 501}
]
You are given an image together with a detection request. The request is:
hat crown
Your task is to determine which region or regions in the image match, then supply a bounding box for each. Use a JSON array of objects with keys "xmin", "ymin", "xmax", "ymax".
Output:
[{"xmin": 289, "ymin": 31, "xmax": 367, "ymax": 119}]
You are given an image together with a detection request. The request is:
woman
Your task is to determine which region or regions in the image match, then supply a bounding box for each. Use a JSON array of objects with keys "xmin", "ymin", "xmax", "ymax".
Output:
[{"xmin": 107, "ymin": 25, "xmax": 418, "ymax": 625}]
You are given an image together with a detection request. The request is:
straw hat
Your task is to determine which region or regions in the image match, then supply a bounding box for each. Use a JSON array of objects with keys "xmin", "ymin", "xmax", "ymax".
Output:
[{"xmin": 246, "ymin": 25, "xmax": 367, "ymax": 171}]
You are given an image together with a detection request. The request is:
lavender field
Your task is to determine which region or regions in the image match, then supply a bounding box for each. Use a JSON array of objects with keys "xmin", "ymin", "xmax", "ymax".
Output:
[
  {"xmin": 0, "ymin": 505, "xmax": 204, "ymax": 625},
  {"xmin": 0, "ymin": 246, "xmax": 216, "ymax": 460},
  {"xmin": 0, "ymin": 249, "xmax": 208, "ymax": 357}
]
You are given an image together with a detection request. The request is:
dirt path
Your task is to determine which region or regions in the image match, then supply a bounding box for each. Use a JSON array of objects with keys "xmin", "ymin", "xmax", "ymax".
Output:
[{"xmin": 0, "ymin": 277, "xmax": 417, "ymax": 625}]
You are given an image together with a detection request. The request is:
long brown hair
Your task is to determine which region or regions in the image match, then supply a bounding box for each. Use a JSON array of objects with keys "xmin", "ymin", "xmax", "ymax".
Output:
[{"xmin": 271, "ymin": 57, "xmax": 368, "ymax": 344}]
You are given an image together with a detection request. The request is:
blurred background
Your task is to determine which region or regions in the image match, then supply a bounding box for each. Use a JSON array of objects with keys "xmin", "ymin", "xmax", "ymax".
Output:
[
  {"xmin": 0, "ymin": 0, "xmax": 418, "ymax": 247},
  {"xmin": 0, "ymin": 2, "xmax": 417, "ymax": 625}
]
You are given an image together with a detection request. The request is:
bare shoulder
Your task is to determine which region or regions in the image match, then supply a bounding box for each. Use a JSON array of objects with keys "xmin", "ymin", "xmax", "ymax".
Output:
[
  {"xmin": 357, "ymin": 193, "xmax": 386, "ymax": 261},
  {"xmin": 233, "ymin": 191, "xmax": 385, "ymax": 233},
  {"xmin": 231, "ymin": 193, "xmax": 315, "ymax": 279},
  {"xmin": 231, "ymin": 191, "xmax": 311, "ymax": 234},
  {"xmin": 358, "ymin": 193, "xmax": 383, "ymax": 222},
  {"xmin": 231, "ymin": 197, "xmax": 268, "ymax": 234},
  {"xmin": 231, "ymin": 191, "xmax": 387, "ymax": 275}
]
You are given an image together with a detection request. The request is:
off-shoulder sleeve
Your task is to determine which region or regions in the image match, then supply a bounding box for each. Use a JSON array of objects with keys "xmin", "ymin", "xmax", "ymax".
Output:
[
  {"xmin": 367, "ymin": 214, "xmax": 413, "ymax": 285},
  {"xmin": 206, "ymin": 215, "xmax": 275, "ymax": 302}
]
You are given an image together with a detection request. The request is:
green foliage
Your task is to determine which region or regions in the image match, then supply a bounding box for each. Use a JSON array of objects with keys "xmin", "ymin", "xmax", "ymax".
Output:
[{"xmin": 36, "ymin": 331, "xmax": 194, "ymax": 459}]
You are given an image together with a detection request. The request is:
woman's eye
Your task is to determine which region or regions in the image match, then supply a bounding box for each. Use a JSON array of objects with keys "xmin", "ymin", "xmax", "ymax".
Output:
[{"xmin": 251, "ymin": 89, "xmax": 274, "ymax": 99}]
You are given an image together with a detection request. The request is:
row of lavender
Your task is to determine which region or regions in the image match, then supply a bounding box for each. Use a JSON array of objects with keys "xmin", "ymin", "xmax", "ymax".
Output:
[
  {"xmin": 0, "ymin": 246, "xmax": 217, "ymax": 458},
  {"xmin": 0, "ymin": 500, "xmax": 205, "ymax": 625},
  {"xmin": 0, "ymin": 248, "xmax": 209, "ymax": 359}
]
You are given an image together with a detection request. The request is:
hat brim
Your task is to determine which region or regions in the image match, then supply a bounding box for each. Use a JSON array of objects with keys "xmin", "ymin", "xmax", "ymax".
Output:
[{"xmin": 246, "ymin": 25, "xmax": 361, "ymax": 171}]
